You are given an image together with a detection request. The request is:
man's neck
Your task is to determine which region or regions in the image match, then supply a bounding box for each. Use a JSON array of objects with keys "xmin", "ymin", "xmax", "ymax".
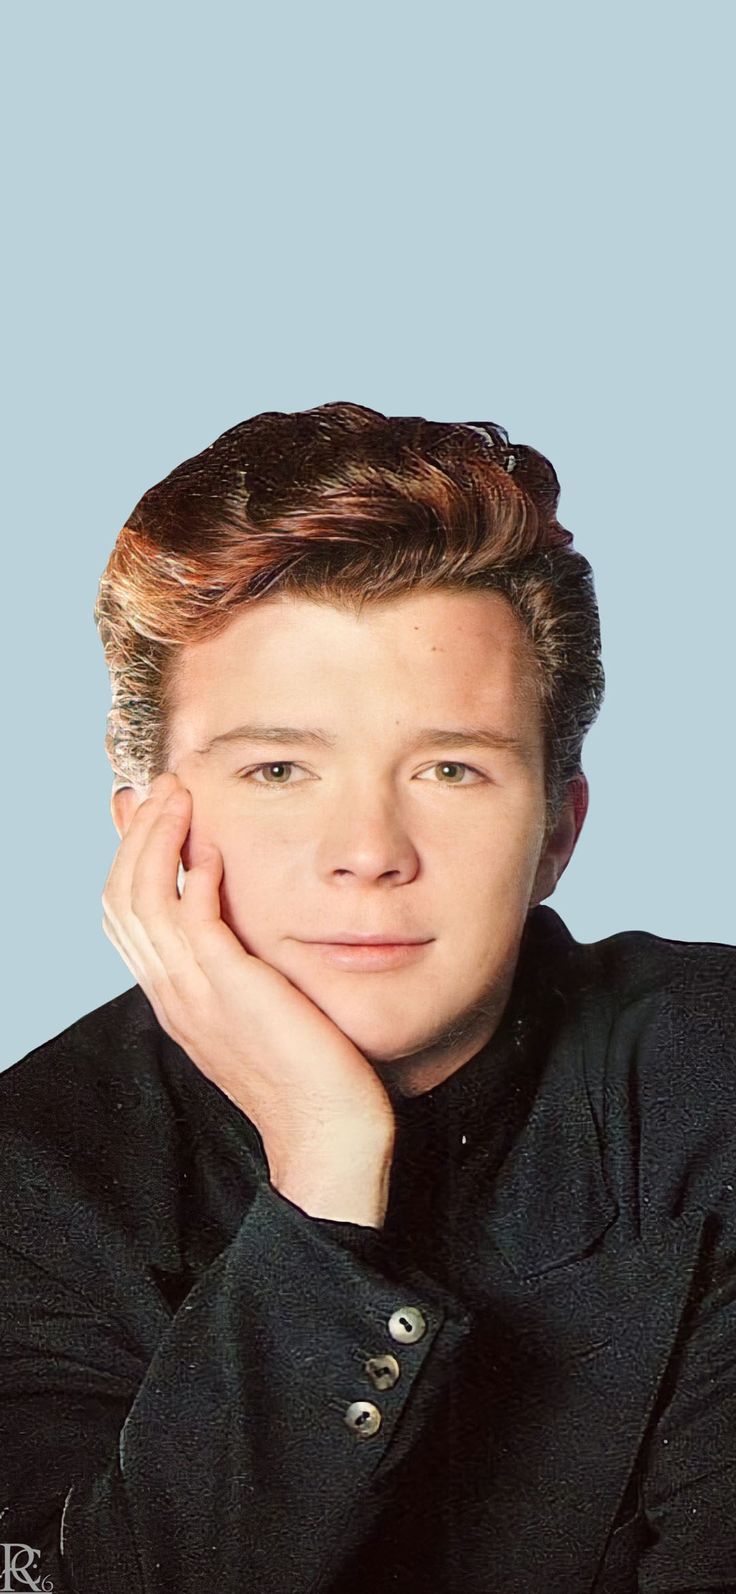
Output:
[{"xmin": 370, "ymin": 980, "xmax": 516, "ymax": 1101}]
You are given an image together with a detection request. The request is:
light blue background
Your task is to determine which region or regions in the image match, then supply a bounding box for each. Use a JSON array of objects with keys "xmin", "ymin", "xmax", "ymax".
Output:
[{"xmin": 3, "ymin": 2, "xmax": 734, "ymax": 1069}]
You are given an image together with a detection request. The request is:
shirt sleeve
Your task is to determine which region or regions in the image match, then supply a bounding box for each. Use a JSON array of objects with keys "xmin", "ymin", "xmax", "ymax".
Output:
[
  {"xmin": 0, "ymin": 1175, "xmax": 472, "ymax": 1594},
  {"xmin": 308, "ymin": 1212, "xmax": 388, "ymax": 1264}
]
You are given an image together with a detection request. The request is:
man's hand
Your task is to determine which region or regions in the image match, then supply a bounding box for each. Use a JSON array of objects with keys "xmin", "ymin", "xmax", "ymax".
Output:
[{"xmin": 102, "ymin": 772, "xmax": 396, "ymax": 1226}]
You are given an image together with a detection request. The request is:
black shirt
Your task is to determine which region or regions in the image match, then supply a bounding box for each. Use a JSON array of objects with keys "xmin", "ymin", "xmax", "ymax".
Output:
[{"xmin": 2, "ymin": 905, "xmax": 736, "ymax": 1594}]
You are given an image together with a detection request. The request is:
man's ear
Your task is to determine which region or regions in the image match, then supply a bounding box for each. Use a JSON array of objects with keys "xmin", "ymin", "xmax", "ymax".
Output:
[
  {"xmin": 110, "ymin": 781, "xmax": 148, "ymax": 841},
  {"xmin": 530, "ymin": 773, "xmax": 589, "ymax": 907}
]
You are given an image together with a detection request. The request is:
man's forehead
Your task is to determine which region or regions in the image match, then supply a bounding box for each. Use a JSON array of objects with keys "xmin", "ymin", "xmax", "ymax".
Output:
[
  {"xmin": 167, "ymin": 588, "xmax": 543, "ymax": 759},
  {"xmin": 173, "ymin": 587, "xmax": 537, "ymax": 685}
]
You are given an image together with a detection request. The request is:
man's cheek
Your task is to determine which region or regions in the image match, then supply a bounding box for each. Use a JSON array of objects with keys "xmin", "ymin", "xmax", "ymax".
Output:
[
  {"xmin": 218, "ymin": 868, "xmax": 246, "ymax": 933},
  {"xmin": 218, "ymin": 867, "xmax": 273, "ymax": 956}
]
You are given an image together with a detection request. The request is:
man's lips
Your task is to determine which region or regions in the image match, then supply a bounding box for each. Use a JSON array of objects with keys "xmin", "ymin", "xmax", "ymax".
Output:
[
  {"xmin": 301, "ymin": 939, "xmax": 433, "ymax": 971},
  {"xmin": 301, "ymin": 935, "xmax": 432, "ymax": 945}
]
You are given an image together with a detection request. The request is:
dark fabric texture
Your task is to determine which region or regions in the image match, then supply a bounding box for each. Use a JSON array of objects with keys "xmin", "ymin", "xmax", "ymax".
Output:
[{"xmin": 1, "ymin": 905, "xmax": 735, "ymax": 1593}]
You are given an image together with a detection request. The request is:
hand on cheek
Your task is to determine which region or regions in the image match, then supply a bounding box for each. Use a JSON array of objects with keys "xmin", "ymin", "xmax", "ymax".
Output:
[
  {"xmin": 102, "ymin": 771, "xmax": 395, "ymax": 1225},
  {"xmin": 179, "ymin": 814, "xmax": 209, "ymax": 874},
  {"xmin": 181, "ymin": 825, "xmax": 264, "ymax": 957},
  {"xmin": 180, "ymin": 824, "xmax": 237, "ymax": 938}
]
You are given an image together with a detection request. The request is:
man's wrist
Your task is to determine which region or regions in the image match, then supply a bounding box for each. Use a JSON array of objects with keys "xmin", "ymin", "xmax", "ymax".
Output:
[{"xmin": 269, "ymin": 1126, "xmax": 395, "ymax": 1227}]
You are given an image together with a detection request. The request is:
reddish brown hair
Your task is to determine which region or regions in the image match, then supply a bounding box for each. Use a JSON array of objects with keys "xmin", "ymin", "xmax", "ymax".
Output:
[{"xmin": 94, "ymin": 402, "xmax": 604, "ymax": 831}]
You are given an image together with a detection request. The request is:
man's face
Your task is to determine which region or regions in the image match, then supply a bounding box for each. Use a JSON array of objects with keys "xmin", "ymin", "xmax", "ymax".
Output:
[{"xmin": 120, "ymin": 590, "xmax": 583, "ymax": 1091}]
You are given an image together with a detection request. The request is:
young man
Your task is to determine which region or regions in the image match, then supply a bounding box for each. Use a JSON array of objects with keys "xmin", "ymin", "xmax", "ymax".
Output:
[{"xmin": 1, "ymin": 403, "xmax": 734, "ymax": 1594}]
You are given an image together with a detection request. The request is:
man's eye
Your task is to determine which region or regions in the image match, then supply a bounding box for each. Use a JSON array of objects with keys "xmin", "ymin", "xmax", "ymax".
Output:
[
  {"xmin": 239, "ymin": 762, "xmax": 304, "ymax": 788},
  {"xmin": 417, "ymin": 762, "xmax": 485, "ymax": 786}
]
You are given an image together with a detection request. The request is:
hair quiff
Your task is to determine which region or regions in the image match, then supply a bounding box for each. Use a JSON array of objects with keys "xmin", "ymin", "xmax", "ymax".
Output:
[{"xmin": 94, "ymin": 401, "xmax": 604, "ymax": 831}]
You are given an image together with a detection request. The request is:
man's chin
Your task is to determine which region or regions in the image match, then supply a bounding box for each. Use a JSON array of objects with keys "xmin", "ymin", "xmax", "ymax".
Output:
[
  {"xmin": 323, "ymin": 1004, "xmax": 481, "ymax": 1078},
  {"xmin": 324, "ymin": 1015, "xmax": 435, "ymax": 1069}
]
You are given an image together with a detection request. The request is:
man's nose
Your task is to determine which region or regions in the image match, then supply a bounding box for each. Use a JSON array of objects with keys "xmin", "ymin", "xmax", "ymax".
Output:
[{"xmin": 317, "ymin": 785, "xmax": 419, "ymax": 882}]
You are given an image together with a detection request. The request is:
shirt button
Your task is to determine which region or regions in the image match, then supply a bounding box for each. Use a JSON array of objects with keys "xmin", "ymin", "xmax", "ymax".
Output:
[
  {"xmin": 364, "ymin": 1353, "xmax": 401, "ymax": 1390},
  {"xmin": 388, "ymin": 1306, "xmax": 427, "ymax": 1343},
  {"xmin": 344, "ymin": 1401, "xmax": 382, "ymax": 1438}
]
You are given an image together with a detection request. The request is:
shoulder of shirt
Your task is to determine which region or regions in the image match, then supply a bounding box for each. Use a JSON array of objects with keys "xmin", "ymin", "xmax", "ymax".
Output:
[
  {"xmin": 2, "ymin": 983, "xmax": 179, "ymax": 1127},
  {"xmin": 2, "ymin": 982, "xmax": 265, "ymax": 1135},
  {"xmin": 534, "ymin": 904, "xmax": 736, "ymax": 1065},
  {"xmin": 0, "ymin": 983, "xmax": 264, "ymax": 1221},
  {"xmin": 530, "ymin": 907, "xmax": 736, "ymax": 1214},
  {"xmin": 3, "ymin": 982, "xmax": 159, "ymax": 1096}
]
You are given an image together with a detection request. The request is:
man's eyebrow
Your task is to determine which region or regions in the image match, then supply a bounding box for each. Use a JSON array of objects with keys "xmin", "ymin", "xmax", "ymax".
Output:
[{"xmin": 195, "ymin": 723, "xmax": 529, "ymax": 757}]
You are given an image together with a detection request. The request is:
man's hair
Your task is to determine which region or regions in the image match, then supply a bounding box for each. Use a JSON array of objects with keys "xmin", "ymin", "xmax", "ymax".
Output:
[{"xmin": 94, "ymin": 402, "xmax": 604, "ymax": 832}]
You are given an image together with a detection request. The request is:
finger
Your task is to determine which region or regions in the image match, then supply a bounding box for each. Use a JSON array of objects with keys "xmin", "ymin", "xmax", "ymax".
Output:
[
  {"xmin": 178, "ymin": 838, "xmax": 225, "ymax": 924},
  {"xmin": 103, "ymin": 772, "xmax": 182, "ymax": 915},
  {"xmin": 104, "ymin": 779, "xmax": 191, "ymax": 983},
  {"xmin": 126, "ymin": 792, "xmax": 221, "ymax": 1017},
  {"xmin": 175, "ymin": 838, "xmax": 258, "ymax": 980},
  {"xmin": 101, "ymin": 906, "xmax": 184, "ymax": 1041},
  {"xmin": 177, "ymin": 827, "xmax": 266, "ymax": 962},
  {"xmin": 129, "ymin": 790, "xmax": 192, "ymax": 923}
]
